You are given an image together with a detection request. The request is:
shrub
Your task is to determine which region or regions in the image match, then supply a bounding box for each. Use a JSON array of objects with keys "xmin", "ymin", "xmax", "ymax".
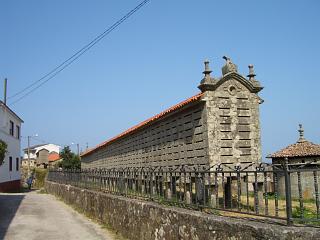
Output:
[
  {"xmin": 0, "ymin": 139, "xmax": 7, "ymax": 166},
  {"xmin": 33, "ymin": 168, "xmax": 48, "ymax": 189}
]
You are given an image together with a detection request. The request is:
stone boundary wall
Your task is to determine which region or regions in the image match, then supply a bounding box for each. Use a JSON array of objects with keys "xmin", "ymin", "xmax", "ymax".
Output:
[{"xmin": 45, "ymin": 180, "xmax": 320, "ymax": 240}]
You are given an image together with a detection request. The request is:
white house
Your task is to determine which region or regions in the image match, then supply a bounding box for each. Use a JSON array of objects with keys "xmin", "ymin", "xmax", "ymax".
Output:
[
  {"xmin": 22, "ymin": 143, "xmax": 60, "ymax": 168},
  {"xmin": 0, "ymin": 100, "xmax": 23, "ymax": 192}
]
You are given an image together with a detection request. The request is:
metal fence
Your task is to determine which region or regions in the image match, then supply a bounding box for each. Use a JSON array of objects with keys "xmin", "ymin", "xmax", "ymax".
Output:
[{"xmin": 47, "ymin": 159, "xmax": 320, "ymax": 227}]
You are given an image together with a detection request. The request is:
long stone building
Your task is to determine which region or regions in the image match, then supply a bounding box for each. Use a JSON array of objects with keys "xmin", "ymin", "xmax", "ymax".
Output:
[{"xmin": 81, "ymin": 57, "xmax": 263, "ymax": 169}]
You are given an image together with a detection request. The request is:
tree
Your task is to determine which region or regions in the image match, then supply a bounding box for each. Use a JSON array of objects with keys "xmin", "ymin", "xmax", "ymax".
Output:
[
  {"xmin": 0, "ymin": 139, "xmax": 7, "ymax": 166},
  {"xmin": 59, "ymin": 146, "xmax": 81, "ymax": 169}
]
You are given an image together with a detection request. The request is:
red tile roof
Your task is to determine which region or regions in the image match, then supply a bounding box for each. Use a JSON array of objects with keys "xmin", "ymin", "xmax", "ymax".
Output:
[
  {"xmin": 267, "ymin": 140, "xmax": 320, "ymax": 159},
  {"xmin": 81, "ymin": 92, "xmax": 204, "ymax": 157},
  {"xmin": 48, "ymin": 153, "xmax": 61, "ymax": 162}
]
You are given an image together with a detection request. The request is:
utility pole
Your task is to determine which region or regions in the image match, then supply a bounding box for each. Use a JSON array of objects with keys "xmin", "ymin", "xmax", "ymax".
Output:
[
  {"xmin": 71, "ymin": 142, "xmax": 80, "ymax": 156},
  {"xmin": 3, "ymin": 78, "xmax": 7, "ymax": 105},
  {"xmin": 27, "ymin": 136, "xmax": 30, "ymax": 176},
  {"xmin": 77, "ymin": 143, "xmax": 79, "ymax": 156},
  {"xmin": 27, "ymin": 134, "xmax": 38, "ymax": 175}
]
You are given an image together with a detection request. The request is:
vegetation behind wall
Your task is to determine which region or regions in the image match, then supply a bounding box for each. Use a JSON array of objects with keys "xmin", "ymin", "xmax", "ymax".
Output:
[
  {"xmin": 21, "ymin": 167, "xmax": 48, "ymax": 189},
  {"xmin": 0, "ymin": 139, "xmax": 7, "ymax": 166},
  {"xmin": 33, "ymin": 168, "xmax": 48, "ymax": 189}
]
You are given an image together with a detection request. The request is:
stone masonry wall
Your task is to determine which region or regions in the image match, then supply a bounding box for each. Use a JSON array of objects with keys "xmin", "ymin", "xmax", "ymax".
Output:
[
  {"xmin": 205, "ymin": 75, "xmax": 262, "ymax": 165},
  {"xmin": 82, "ymin": 102, "xmax": 209, "ymax": 169},
  {"xmin": 273, "ymin": 157, "xmax": 320, "ymax": 198},
  {"xmin": 45, "ymin": 181, "xmax": 320, "ymax": 240}
]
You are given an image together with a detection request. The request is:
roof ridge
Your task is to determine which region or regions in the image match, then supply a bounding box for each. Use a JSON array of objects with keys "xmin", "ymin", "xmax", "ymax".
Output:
[
  {"xmin": 268, "ymin": 139, "xmax": 320, "ymax": 158},
  {"xmin": 81, "ymin": 92, "xmax": 204, "ymax": 157}
]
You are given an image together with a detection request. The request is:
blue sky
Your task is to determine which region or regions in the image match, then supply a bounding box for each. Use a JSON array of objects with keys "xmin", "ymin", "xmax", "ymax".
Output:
[{"xmin": 0, "ymin": 0, "xmax": 319, "ymax": 160}]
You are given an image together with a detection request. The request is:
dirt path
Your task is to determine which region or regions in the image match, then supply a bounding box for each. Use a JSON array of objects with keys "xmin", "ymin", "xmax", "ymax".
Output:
[{"xmin": 0, "ymin": 191, "xmax": 118, "ymax": 240}]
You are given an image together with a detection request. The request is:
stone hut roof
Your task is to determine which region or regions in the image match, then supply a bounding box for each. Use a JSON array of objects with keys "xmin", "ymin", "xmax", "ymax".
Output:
[
  {"xmin": 267, "ymin": 141, "xmax": 320, "ymax": 158},
  {"xmin": 267, "ymin": 124, "xmax": 320, "ymax": 159}
]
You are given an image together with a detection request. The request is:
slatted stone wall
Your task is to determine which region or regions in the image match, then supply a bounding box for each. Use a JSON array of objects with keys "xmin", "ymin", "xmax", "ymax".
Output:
[
  {"xmin": 82, "ymin": 102, "xmax": 208, "ymax": 169},
  {"xmin": 205, "ymin": 77, "xmax": 262, "ymax": 165},
  {"xmin": 81, "ymin": 59, "xmax": 264, "ymax": 169}
]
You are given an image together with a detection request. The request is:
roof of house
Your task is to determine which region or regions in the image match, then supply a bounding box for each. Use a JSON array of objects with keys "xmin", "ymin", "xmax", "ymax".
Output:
[
  {"xmin": 48, "ymin": 153, "xmax": 61, "ymax": 162},
  {"xmin": 81, "ymin": 92, "xmax": 204, "ymax": 157},
  {"xmin": 0, "ymin": 100, "xmax": 24, "ymax": 123},
  {"xmin": 267, "ymin": 125, "xmax": 320, "ymax": 159},
  {"xmin": 23, "ymin": 143, "xmax": 61, "ymax": 152},
  {"xmin": 23, "ymin": 143, "xmax": 48, "ymax": 151}
]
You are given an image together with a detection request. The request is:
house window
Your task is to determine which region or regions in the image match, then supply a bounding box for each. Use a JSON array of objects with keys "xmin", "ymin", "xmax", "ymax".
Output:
[
  {"xmin": 9, "ymin": 157, "xmax": 12, "ymax": 171},
  {"xmin": 16, "ymin": 158, "xmax": 19, "ymax": 171},
  {"xmin": 16, "ymin": 125, "xmax": 20, "ymax": 139},
  {"xmin": 9, "ymin": 121, "xmax": 14, "ymax": 136}
]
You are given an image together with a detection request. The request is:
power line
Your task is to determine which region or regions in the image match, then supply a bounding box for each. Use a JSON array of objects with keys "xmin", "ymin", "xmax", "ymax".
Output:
[
  {"xmin": 9, "ymin": 0, "xmax": 151, "ymax": 106},
  {"xmin": 22, "ymin": 135, "xmax": 71, "ymax": 150}
]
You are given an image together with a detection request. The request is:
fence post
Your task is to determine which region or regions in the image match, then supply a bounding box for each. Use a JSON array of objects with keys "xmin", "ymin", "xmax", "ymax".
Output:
[{"xmin": 283, "ymin": 157, "xmax": 293, "ymax": 225}]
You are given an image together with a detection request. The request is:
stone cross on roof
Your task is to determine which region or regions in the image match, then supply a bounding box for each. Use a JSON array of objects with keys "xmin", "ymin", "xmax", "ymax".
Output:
[{"xmin": 297, "ymin": 124, "xmax": 306, "ymax": 143}]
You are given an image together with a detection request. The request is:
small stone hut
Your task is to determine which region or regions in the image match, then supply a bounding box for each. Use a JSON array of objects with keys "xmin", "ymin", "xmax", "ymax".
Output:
[{"xmin": 267, "ymin": 124, "xmax": 320, "ymax": 199}]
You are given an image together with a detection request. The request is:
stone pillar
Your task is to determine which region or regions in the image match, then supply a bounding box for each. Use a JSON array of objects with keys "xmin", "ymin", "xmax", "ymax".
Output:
[
  {"xmin": 241, "ymin": 177, "xmax": 248, "ymax": 196},
  {"xmin": 195, "ymin": 177, "xmax": 204, "ymax": 204},
  {"xmin": 141, "ymin": 184, "xmax": 145, "ymax": 195},
  {"xmin": 132, "ymin": 182, "xmax": 136, "ymax": 192},
  {"xmin": 210, "ymin": 194, "xmax": 217, "ymax": 208},
  {"xmin": 152, "ymin": 186, "xmax": 156, "ymax": 196},
  {"xmin": 185, "ymin": 191, "xmax": 191, "ymax": 204},
  {"xmin": 171, "ymin": 177, "xmax": 177, "ymax": 195},
  {"xmin": 159, "ymin": 180, "xmax": 163, "ymax": 196},
  {"xmin": 258, "ymin": 183, "xmax": 265, "ymax": 210},
  {"xmin": 166, "ymin": 188, "xmax": 172, "ymax": 200}
]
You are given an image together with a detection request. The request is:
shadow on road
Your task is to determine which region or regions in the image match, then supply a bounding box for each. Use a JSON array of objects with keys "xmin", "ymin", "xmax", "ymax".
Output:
[{"xmin": 0, "ymin": 193, "xmax": 25, "ymax": 239}]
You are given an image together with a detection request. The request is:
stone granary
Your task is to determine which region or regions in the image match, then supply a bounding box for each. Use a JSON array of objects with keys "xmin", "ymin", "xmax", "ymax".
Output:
[
  {"xmin": 267, "ymin": 124, "xmax": 320, "ymax": 198},
  {"xmin": 81, "ymin": 57, "xmax": 263, "ymax": 169}
]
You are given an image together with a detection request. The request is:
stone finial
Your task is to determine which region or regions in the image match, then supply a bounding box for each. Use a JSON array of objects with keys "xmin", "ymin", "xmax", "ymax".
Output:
[
  {"xmin": 203, "ymin": 59, "xmax": 212, "ymax": 78},
  {"xmin": 247, "ymin": 64, "xmax": 256, "ymax": 80},
  {"xmin": 198, "ymin": 59, "xmax": 215, "ymax": 92},
  {"xmin": 297, "ymin": 124, "xmax": 306, "ymax": 143},
  {"xmin": 222, "ymin": 56, "xmax": 238, "ymax": 75}
]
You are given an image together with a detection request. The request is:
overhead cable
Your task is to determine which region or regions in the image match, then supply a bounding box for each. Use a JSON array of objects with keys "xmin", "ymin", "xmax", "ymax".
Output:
[{"xmin": 9, "ymin": 0, "xmax": 151, "ymax": 105}]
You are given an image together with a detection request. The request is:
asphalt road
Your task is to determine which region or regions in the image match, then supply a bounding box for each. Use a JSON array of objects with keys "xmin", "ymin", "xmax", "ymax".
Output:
[{"xmin": 0, "ymin": 191, "xmax": 116, "ymax": 240}]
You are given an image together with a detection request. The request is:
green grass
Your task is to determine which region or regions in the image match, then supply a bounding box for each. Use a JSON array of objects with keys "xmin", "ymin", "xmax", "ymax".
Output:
[{"xmin": 292, "ymin": 206, "xmax": 320, "ymax": 226}]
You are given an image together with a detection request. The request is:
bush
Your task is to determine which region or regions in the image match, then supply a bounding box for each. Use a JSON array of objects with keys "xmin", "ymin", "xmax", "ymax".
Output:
[
  {"xmin": 33, "ymin": 168, "xmax": 48, "ymax": 189},
  {"xmin": 60, "ymin": 146, "xmax": 81, "ymax": 169},
  {"xmin": 0, "ymin": 139, "xmax": 7, "ymax": 166}
]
